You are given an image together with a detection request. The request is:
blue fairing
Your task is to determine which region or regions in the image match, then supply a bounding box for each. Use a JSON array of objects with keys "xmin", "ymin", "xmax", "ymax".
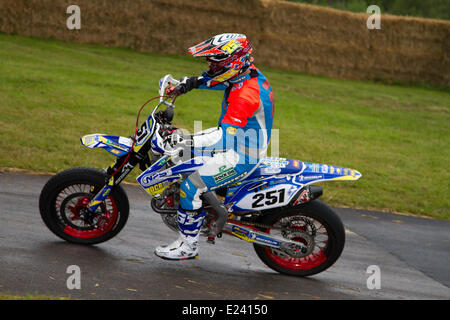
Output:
[
  {"xmin": 134, "ymin": 154, "xmax": 361, "ymax": 212},
  {"xmin": 223, "ymin": 157, "xmax": 362, "ymax": 212}
]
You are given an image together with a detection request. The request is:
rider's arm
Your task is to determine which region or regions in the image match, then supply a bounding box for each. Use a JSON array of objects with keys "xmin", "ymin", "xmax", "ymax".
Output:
[{"xmin": 177, "ymin": 76, "xmax": 228, "ymax": 94}]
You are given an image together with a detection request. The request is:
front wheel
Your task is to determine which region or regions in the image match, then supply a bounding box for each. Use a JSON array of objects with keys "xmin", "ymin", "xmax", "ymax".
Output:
[
  {"xmin": 253, "ymin": 200, "xmax": 345, "ymax": 277},
  {"xmin": 39, "ymin": 167, "xmax": 130, "ymax": 245}
]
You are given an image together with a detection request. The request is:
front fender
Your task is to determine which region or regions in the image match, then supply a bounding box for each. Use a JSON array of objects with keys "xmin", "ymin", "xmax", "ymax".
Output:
[{"xmin": 81, "ymin": 134, "xmax": 132, "ymax": 157}]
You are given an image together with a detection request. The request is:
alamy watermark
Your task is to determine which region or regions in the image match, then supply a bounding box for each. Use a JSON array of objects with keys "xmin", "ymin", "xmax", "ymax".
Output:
[
  {"xmin": 173, "ymin": 120, "xmax": 280, "ymax": 165},
  {"xmin": 366, "ymin": 265, "xmax": 381, "ymax": 290},
  {"xmin": 66, "ymin": 5, "xmax": 81, "ymax": 30},
  {"xmin": 67, "ymin": 4, "xmax": 380, "ymax": 31},
  {"xmin": 366, "ymin": 5, "xmax": 381, "ymax": 30},
  {"xmin": 66, "ymin": 265, "xmax": 81, "ymax": 290}
]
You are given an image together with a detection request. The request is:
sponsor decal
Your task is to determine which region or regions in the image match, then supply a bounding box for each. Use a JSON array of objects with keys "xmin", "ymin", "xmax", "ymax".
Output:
[
  {"xmin": 293, "ymin": 188, "xmax": 311, "ymax": 205},
  {"xmin": 212, "ymin": 33, "xmax": 242, "ymax": 46},
  {"xmin": 231, "ymin": 225, "xmax": 279, "ymax": 246},
  {"xmin": 221, "ymin": 39, "xmax": 239, "ymax": 54},
  {"xmin": 210, "ymin": 171, "xmax": 247, "ymax": 190},
  {"xmin": 297, "ymin": 174, "xmax": 323, "ymax": 181},
  {"xmin": 292, "ymin": 160, "xmax": 300, "ymax": 168},
  {"xmin": 180, "ymin": 189, "xmax": 186, "ymax": 198},
  {"xmin": 248, "ymin": 231, "xmax": 257, "ymax": 240},
  {"xmin": 255, "ymin": 235, "xmax": 280, "ymax": 246},
  {"xmin": 147, "ymin": 182, "xmax": 164, "ymax": 195},
  {"xmin": 82, "ymin": 136, "xmax": 95, "ymax": 146},
  {"xmin": 140, "ymin": 171, "xmax": 168, "ymax": 187},
  {"xmin": 269, "ymin": 179, "xmax": 286, "ymax": 185},
  {"xmin": 118, "ymin": 136, "xmax": 133, "ymax": 147},
  {"xmin": 158, "ymin": 156, "xmax": 169, "ymax": 166},
  {"xmin": 213, "ymin": 165, "xmax": 237, "ymax": 183},
  {"xmin": 226, "ymin": 126, "xmax": 237, "ymax": 135},
  {"xmin": 109, "ymin": 148, "xmax": 121, "ymax": 155},
  {"xmin": 262, "ymin": 167, "xmax": 281, "ymax": 175},
  {"xmin": 115, "ymin": 163, "xmax": 134, "ymax": 184},
  {"xmin": 231, "ymin": 225, "xmax": 251, "ymax": 239},
  {"xmin": 102, "ymin": 186, "xmax": 112, "ymax": 198},
  {"xmin": 99, "ymin": 136, "xmax": 129, "ymax": 152},
  {"xmin": 321, "ymin": 164, "xmax": 329, "ymax": 174},
  {"xmin": 262, "ymin": 157, "xmax": 289, "ymax": 168},
  {"xmin": 330, "ymin": 166, "xmax": 335, "ymax": 174}
]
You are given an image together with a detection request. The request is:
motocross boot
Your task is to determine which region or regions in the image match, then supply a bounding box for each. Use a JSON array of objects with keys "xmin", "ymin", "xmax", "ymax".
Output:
[{"xmin": 154, "ymin": 208, "xmax": 205, "ymax": 260}]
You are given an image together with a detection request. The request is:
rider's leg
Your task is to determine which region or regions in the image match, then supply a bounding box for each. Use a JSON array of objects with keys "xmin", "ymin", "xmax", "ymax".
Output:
[
  {"xmin": 154, "ymin": 149, "xmax": 259, "ymax": 260},
  {"xmin": 154, "ymin": 171, "xmax": 207, "ymax": 260}
]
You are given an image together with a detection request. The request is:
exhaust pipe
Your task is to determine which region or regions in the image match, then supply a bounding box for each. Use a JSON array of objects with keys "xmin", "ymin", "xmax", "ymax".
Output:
[{"xmin": 201, "ymin": 191, "xmax": 228, "ymax": 238}]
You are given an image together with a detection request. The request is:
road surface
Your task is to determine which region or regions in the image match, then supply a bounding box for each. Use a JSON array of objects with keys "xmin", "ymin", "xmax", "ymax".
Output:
[{"xmin": 0, "ymin": 171, "xmax": 448, "ymax": 300}]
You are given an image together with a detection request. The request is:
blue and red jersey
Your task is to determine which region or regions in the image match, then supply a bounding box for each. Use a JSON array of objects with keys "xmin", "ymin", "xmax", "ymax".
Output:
[{"xmin": 197, "ymin": 66, "xmax": 274, "ymax": 160}]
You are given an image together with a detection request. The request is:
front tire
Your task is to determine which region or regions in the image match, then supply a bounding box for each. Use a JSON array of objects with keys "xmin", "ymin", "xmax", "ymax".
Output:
[
  {"xmin": 253, "ymin": 200, "xmax": 345, "ymax": 277},
  {"xmin": 39, "ymin": 167, "xmax": 130, "ymax": 245}
]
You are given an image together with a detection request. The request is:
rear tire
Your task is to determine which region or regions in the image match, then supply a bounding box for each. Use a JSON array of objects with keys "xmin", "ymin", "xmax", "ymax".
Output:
[
  {"xmin": 253, "ymin": 200, "xmax": 345, "ymax": 277},
  {"xmin": 39, "ymin": 167, "xmax": 129, "ymax": 245}
]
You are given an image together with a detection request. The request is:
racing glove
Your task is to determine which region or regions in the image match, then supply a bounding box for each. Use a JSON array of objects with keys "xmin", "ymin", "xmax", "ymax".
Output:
[{"xmin": 173, "ymin": 76, "xmax": 202, "ymax": 95}]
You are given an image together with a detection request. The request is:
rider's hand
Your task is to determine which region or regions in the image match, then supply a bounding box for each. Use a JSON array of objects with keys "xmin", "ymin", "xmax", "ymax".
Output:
[
  {"xmin": 159, "ymin": 125, "xmax": 177, "ymax": 139},
  {"xmin": 172, "ymin": 76, "xmax": 201, "ymax": 95}
]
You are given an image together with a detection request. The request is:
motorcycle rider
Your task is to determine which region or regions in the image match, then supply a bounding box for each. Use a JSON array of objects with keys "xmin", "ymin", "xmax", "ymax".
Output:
[{"xmin": 155, "ymin": 33, "xmax": 275, "ymax": 260}]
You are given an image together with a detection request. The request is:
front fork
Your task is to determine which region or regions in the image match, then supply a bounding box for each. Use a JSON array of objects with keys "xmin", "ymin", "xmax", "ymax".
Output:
[{"xmin": 86, "ymin": 152, "xmax": 146, "ymax": 213}]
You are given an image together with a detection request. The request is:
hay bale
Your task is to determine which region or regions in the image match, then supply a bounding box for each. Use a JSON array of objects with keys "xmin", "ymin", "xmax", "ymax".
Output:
[{"xmin": 0, "ymin": 0, "xmax": 448, "ymax": 86}]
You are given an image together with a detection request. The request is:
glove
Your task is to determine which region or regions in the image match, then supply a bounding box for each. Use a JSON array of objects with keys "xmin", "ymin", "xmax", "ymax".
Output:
[{"xmin": 173, "ymin": 76, "xmax": 201, "ymax": 95}]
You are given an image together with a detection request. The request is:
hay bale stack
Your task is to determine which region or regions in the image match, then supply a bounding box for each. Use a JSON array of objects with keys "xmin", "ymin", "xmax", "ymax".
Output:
[{"xmin": 0, "ymin": 0, "xmax": 448, "ymax": 86}]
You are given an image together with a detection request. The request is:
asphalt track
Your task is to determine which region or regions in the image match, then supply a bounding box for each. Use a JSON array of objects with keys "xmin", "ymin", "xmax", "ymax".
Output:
[{"xmin": 0, "ymin": 171, "xmax": 449, "ymax": 300}]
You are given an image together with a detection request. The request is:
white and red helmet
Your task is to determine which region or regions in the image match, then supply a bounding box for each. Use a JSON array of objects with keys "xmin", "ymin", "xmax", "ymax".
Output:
[{"xmin": 188, "ymin": 33, "xmax": 253, "ymax": 86}]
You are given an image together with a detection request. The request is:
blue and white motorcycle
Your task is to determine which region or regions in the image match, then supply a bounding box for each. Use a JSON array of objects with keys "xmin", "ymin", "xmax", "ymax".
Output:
[{"xmin": 39, "ymin": 75, "xmax": 362, "ymax": 277}]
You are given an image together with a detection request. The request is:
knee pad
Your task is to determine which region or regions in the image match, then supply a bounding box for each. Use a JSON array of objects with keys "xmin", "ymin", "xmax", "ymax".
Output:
[{"xmin": 179, "ymin": 175, "xmax": 205, "ymax": 210}]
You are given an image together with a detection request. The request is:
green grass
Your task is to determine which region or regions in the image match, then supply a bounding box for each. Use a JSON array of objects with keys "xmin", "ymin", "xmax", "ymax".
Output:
[{"xmin": 0, "ymin": 34, "xmax": 449, "ymax": 219}]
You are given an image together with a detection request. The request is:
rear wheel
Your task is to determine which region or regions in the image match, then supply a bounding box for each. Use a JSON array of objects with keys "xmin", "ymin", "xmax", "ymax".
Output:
[
  {"xmin": 253, "ymin": 200, "xmax": 345, "ymax": 277},
  {"xmin": 39, "ymin": 167, "xmax": 129, "ymax": 245}
]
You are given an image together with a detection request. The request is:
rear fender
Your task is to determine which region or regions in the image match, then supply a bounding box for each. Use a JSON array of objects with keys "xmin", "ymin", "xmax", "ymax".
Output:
[
  {"xmin": 296, "ymin": 162, "xmax": 362, "ymax": 184},
  {"xmin": 81, "ymin": 134, "xmax": 132, "ymax": 157},
  {"xmin": 225, "ymin": 162, "xmax": 361, "ymax": 212}
]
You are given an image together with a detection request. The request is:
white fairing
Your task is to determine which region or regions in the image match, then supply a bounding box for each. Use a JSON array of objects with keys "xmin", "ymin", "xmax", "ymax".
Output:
[{"xmin": 233, "ymin": 183, "xmax": 297, "ymax": 211}]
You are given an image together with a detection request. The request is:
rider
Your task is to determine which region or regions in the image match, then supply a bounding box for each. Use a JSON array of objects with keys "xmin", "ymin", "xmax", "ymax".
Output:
[{"xmin": 154, "ymin": 33, "xmax": 275, "ymax": 260}]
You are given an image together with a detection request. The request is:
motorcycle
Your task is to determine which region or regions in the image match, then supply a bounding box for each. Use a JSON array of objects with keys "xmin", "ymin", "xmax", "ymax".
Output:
[{"xmin": 39, "ymin": 75, "xmax": 362, "ymax": 277}]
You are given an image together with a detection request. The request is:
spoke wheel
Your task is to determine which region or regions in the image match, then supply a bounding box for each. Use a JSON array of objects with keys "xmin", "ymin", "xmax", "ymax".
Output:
[
  {"xmin": 253, "ymin": 200, "xmax": 345, "ymax": 277},
  {"xmin": 39, "ymin": 168, "xmax": 129, "ymax": 245}
]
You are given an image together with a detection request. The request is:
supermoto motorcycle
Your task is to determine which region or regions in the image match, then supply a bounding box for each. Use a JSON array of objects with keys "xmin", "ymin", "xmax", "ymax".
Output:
[{"xmin": 39, "ymin": 75, "xmax": 362, "ymax": 277}]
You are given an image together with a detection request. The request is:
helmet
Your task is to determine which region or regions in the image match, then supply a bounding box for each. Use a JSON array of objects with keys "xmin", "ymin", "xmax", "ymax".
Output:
[{"xmin": 188, "ymin": 33, "xmax": 253, "ymax": 87}]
